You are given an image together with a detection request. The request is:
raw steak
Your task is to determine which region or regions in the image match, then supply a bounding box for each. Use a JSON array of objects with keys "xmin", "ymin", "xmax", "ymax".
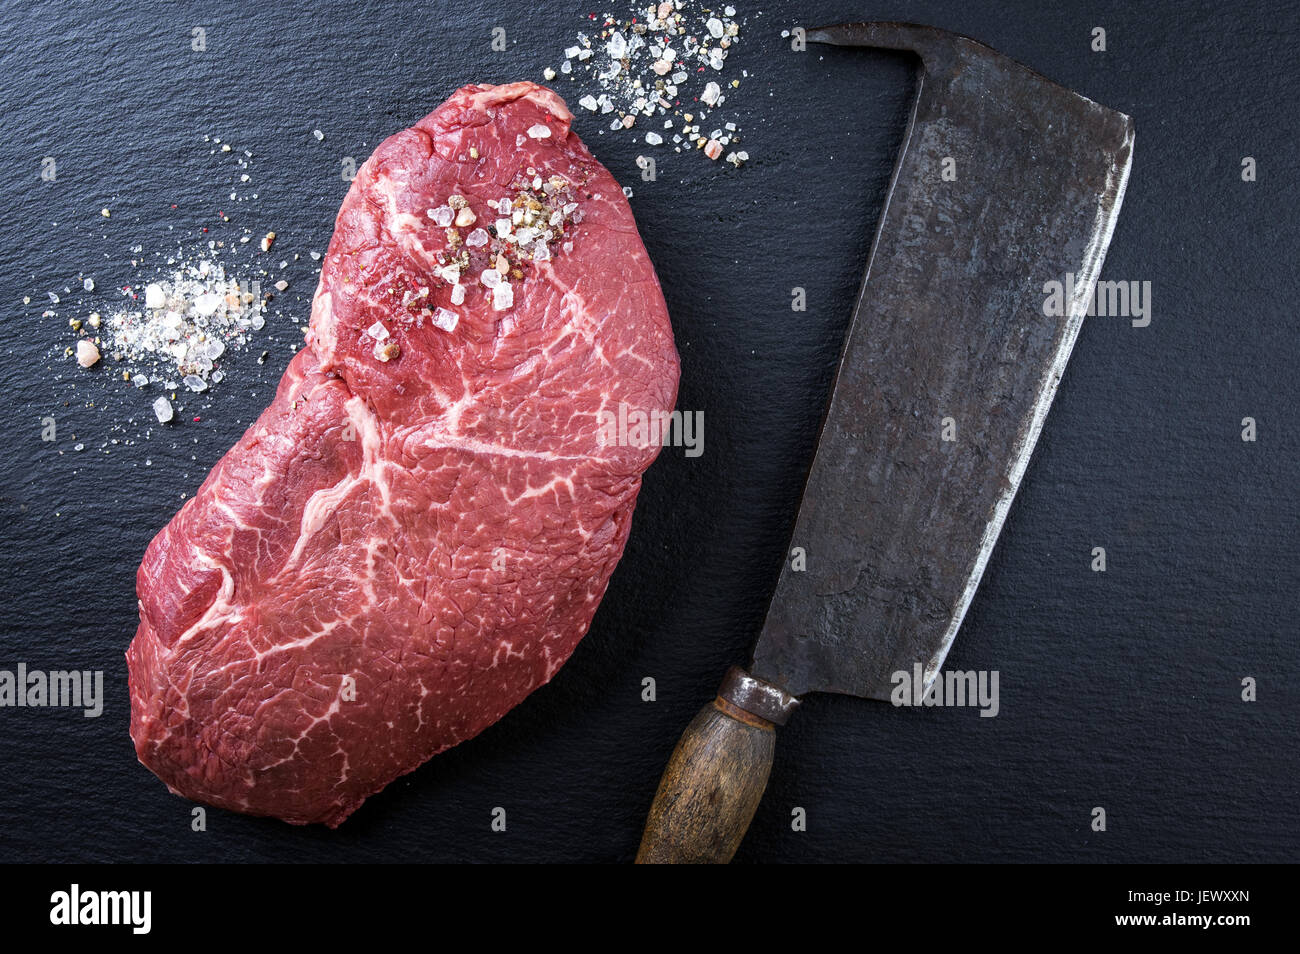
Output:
[{"xmin": 127, "ymin": 82, "xmax": 679, "ymax": 826}]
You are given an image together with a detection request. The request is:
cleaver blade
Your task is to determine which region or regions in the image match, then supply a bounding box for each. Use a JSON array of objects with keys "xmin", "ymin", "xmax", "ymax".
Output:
[
  {"xmin": 638, "ymin": 21, "xmax": 1134, "ymax": 864},
  {"xmin": 752, "ymin": 23, "xmax": 1135, "ymax": 701}
]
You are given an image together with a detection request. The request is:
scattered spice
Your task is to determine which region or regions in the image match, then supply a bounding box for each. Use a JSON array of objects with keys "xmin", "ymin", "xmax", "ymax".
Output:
[
  {"xmin": 26, "ymin": 129, "xmax": 322, "ymax": 453},
  {"xmin": 104, "ymin": 258, "xmax": 266, "ymax": 392},
  {"xmin": 373, "ymin": 171, "xmax": 586, "ymax": 356},
  {"xmin": 544, "ymin": 2, "xmax": 751, "ymax": 167}
]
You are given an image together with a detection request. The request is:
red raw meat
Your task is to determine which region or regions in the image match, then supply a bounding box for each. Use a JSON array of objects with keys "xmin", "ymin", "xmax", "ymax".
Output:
[{"xmin": 127, "ymin": 82, "xmax": 679, "ymax": 826}]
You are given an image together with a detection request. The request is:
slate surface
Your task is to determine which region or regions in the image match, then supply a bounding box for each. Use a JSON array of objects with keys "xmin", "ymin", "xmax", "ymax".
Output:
[{"xmin": 0, "ymin": 0, "xmax": 1295, "ymax": 863}]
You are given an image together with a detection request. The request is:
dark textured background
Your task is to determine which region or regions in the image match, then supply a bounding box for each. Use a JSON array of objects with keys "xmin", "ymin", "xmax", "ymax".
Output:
[{"xmin": 0, "ymin": 0, "xmax": 1296, "ymax": 863}]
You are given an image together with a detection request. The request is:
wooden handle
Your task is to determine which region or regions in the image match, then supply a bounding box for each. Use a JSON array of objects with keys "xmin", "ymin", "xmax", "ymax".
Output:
[{"xmin": 636, "ymin": 667, "xmax": 799, "ymax": 864}]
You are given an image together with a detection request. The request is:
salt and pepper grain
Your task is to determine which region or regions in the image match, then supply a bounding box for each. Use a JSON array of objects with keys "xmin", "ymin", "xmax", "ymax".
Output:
[{"xmin": 542, "ymin": 1, "xmax": 750, "ymax": 166}]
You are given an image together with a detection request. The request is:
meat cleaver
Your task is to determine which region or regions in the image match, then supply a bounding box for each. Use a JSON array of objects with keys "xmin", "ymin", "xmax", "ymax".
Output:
[{"xmin": 636, "ymin": 22, "xmax": 1134, "ymax": 863}]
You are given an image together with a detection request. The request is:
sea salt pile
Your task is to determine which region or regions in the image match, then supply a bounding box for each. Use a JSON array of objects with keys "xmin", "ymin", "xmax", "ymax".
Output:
[
  {"xmin": 544, "ymin": 2, "xmax": 752, "ymax": 167},
  {"xmin": 104, "ymin": 257, "xmax": 267, "ymax": 395}
]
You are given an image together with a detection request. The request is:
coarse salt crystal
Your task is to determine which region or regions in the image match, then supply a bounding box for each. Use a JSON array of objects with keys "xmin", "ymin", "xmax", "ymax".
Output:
[
  {"xmin": 450, "ymin": 283, "xmax": 466, "ymax": 305},
  {"xmin": 480, "ymin": 268, "xmax": 502, "ymax": 288},
  {"xmin": 76, "ymin": 339, "xmax": 100, "ymax": 367},
  {"xmin": 527, "ymin": 124, "xmax": 552, "ymax": 139},
  {"xmin": 367, "ymin": 321, "xmax": 389, "ymax": 340},
  {"xmin": 194, "ymin": 292, "xmax": 221, "ymax": 316},
  {"xmin": 492, "ymin": 283, "xmax": 514, "ymax": 311},
  {"xmin": 432, "ymin": 307, "xmax": 459, "ymax": 332},
  {"xmin": 429, "ymin": 206, "xmax": 454, "ymax": 227},
  {"xmin": 466, "ymin": 227, "xmax": 490, "ymax": 247},
  {"xmin": 153, "ymin": 397, "xmax": 173, "ymax": 423},
  {"xmin": 144, "ymin": 283, "xmax": 166, "ymax": 309}
]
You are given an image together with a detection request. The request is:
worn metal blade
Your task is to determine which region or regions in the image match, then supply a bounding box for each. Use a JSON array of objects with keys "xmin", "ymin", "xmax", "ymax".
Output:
[{"xmin": 750, "ymin": 22, "xmax": 1134, "ymax": 701}]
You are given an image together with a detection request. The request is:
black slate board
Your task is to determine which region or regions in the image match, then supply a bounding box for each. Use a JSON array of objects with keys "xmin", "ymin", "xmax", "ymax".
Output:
[{"xmin": 0, "ymin": 0, "xmax": 1296, "ymax": 864}]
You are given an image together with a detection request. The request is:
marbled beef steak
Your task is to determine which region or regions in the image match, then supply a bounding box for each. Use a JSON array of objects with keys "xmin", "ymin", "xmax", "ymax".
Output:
[{"xmin": 126, "ymin": 82, "xmax": 679, "ymax": 826}]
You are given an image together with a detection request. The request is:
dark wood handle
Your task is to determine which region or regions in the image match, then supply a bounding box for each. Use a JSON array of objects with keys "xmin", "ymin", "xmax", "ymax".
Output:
[
  {"xmin": 637, "ymin": 667, "xmax": 798, "ymax": 864},
  {"xmin": 636, "ymin": 697, "xmax": 775, "ymax": 864}
]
